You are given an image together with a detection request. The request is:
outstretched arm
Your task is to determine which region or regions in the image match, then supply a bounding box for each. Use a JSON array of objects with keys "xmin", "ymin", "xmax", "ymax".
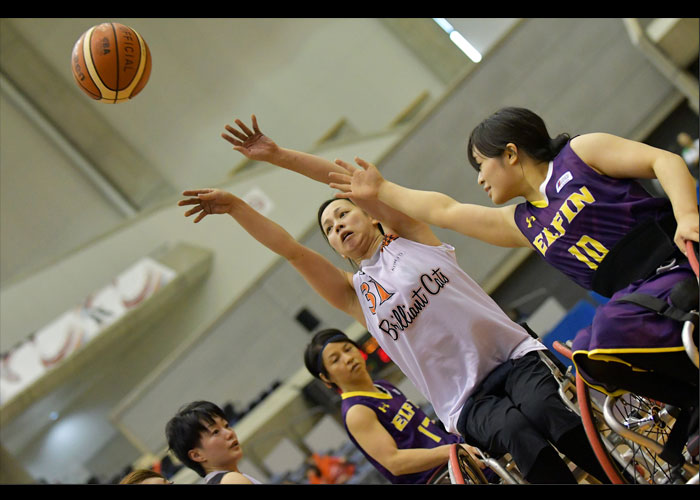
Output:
[
  {"xmin": 329, "ymin": 158, "xmax": 529, "ymax": 248},
  {"xmin": 345, "ymin": 405, "xmax": 484, "ymax": 478},
  {"xmin": 178, "ymin": 189, "xmax": 364, "ymax": 324},
  {"xmin": 571, "ymin": 133, "xmax": 699, "ymax": 255},
  {"xmin": 221, "ymin": 115, "xmax": 346, "ymax": 184},
  {"xmin": 222, "ymin": 116, "xmax": 442, "ymax": 246}
]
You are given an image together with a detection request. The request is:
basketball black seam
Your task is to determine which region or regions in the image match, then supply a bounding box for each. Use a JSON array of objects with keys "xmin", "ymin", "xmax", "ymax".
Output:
[
  {"xmin": 111, "ymin": 23, "xmax": 119, "ymax": 103},
  {"xmin": 81, "ymin": 32, "xmax": 101, "ymax": 99}
]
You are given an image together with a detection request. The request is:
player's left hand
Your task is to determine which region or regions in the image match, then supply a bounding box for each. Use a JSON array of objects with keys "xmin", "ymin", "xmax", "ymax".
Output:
[
  {"xmin": 460, "ymin": 444, "xmax": 486, "ymax": 469},
  {"xmin": 329, "ymin": 157, "xmax": 385, "ymax": 201},
  {"xmin": 674, "ymin": 212, "xmax": 699, "ymax": 255}
]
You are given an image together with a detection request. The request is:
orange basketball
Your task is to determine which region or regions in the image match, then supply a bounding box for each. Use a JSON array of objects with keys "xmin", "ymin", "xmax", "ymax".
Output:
[{"xmin": 71, "ymin": 22, "xmax": 152, "ymax": 103}]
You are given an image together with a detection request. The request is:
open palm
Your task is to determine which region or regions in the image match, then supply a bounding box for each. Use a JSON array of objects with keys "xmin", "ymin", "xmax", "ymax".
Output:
[
  {"xmin": 221, "ymin": 114, "xmax": 278, "ymax": 162},
  {"xmin": 178, "ymin": 189, "xmax": 238, "ymax": 223},
  {"xmin": 329, "ymin": 157, "xmax": 384, "ymax": 201}
]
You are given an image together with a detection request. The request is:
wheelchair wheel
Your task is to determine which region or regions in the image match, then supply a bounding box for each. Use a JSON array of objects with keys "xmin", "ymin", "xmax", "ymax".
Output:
[
  {"xmin": 425, "ymin": 445, "xmax": 490, "ymax": 484},
  {"xmin": 426, "ymin": 463, "xmax": 452, "ymax": 484},
  {"xmin": 449, "ymin": 445, "xmax": 489, "ymax": 484},
  {"xmin": 577, "ymin": 374, "xmax": 699, "ymax": 484},
  {"xmin": 575, "ymin": 373, "xmax": 627, "ymax": 483},
  {"xmin": 554, "ymin": 342, "xmax": 670, "ymax": 484}
]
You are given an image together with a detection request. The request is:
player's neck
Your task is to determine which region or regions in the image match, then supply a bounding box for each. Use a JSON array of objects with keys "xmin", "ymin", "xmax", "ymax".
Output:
[
  {"xmin": 353, "ymin": 230, "xmax": 386, "ymax": 265},
  {"xmin": 205, "ymin": 461, "xmax": 240, "ymax": 476},
  {"xmin": 521, "ymin": 160, "xmax": 550, "ymax": 203},
  {"xmin": 340, "ymin": 376, "xmax": 378, "ymax": 394}
]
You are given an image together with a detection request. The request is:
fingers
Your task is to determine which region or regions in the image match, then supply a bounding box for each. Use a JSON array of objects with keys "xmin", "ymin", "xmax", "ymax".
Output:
[
  {"xmin": 221, "ymin": 132, "xmax": 242, "ymax": 147},
  {"xmin": 329, "ymin": 182, "xmax": 352, "ymax": 193},
  {"xmin": 251, "ymin": 114, "xmax": 261, "ymax": 134},
  {"xmin": 675, "ymin": 230, "xmax": 699, "ymax": 256},
  {"xmin": 194, "ymin": 190, "xmax": 219, "ymax": 200},
  {"xmin": 328, "ymin": 171, "xmax": 351, "ymax": 184},
  {"xmin": 333, "ymin": 158, "xmax": 366, "ymax": 174},
  {"xmin": 223, "ymin": 115, "xmax": 262, "ymax": 146},
  {"xmin": 463, "ymin": 444, "xmax": 483, "ymax": 459},
  {"xmin": 333, "ymin": 191, "xmax": 353, "ymax": 199},
  {"xmin": 234, "ymin": 118, "xmax": 254, "ymax": 137},
  {"xmin": 224, "ymin": 124, "xmax": 248, "ymax": 142},
  {"xmin": 352, "ymin": 156, "xmax": 373, "ymax": 169},
  {"xmin": 179, "ymin": 200, "xmax": 208, "ymax": 223},
  {"xmin": 182, "ymin": 189, "xmax": 212, "ymax": 196},
  {"xmin": 179, "ymin": 189, "xmax": 222, "ymax": 223},
  {"xmin": 462, "ymin": 445, "xmax": 486, "ymax": 469},
  {"xmin": 179, "ymin": 189, "xmax": 215, "ymax": 215},
  {"xmin": 177, "ymin": 198, "xmax": 202, "ymax": 207},
  {"xmin": 333, "ymin": 158, "xmax": 354, "ymax": 173},
  {"xmin": 335, "ymin": 156, "xmax": 374, "ymax": 171},
  {"xmin": 184, "ymin": 205, "xmax": 204, "ymax": 217}
]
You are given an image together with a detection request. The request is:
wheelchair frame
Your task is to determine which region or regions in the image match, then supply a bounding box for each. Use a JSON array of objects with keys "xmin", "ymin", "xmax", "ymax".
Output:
[{"xmin": 425, "ymin": 444, "xmax": 492, "ymax": 484}]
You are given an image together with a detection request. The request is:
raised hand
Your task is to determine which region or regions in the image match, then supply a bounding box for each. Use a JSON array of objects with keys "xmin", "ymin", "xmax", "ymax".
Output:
[
  {"xmin": 178, "ymin": 189, "xmax": 239, "ymax": 223},
  {"xmin": 221, "ymin": 114, "xmax": 279, "ymax": 162},
  {"xmin": 329, "ymin": 157, "xmax": 385, "ymax": 201}
]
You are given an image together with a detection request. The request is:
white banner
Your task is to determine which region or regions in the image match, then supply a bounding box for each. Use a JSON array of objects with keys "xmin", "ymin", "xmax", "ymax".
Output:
[{"xmin": 0, "ymin": 257, "xmax": 176, "ymax": 405}]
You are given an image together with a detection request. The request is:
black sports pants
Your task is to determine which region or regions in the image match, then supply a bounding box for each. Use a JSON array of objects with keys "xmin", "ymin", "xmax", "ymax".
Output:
[{"xmin": 457, "ymin": 351, "xmax": 609, "ymax": 484}]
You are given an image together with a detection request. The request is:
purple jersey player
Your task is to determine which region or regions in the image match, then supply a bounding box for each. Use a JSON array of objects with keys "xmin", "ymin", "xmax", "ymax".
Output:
[
  {"xmin": 340, "ymin": 380, "xmax": 463, "ymax": 484},
  {"xmin": 303, "ymin": 328, "xmax": 489, "ymax": 484},
  {"xmin": 329, "ymin": 107, "xmax": 698, "ymax": 406}
]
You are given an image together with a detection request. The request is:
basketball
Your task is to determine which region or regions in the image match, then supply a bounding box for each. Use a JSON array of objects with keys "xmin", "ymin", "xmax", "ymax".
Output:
[{"xmin": 71, "ymin": 22, "xmax": 152, "ymax": 103}]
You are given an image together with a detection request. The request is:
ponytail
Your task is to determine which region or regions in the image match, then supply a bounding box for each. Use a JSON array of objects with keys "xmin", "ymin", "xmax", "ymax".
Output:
[{"xmin": 550, "ymin": 133, "xmax": 570, "ymax": 157}]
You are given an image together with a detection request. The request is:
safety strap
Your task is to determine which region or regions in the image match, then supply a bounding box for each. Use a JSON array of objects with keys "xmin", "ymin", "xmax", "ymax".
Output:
[
  {"xmin": 591, "ymin": 213, "xmax": 678, "ymax": 297},
  {"xmin": 616, "ymin": 293, "xmax": 698, "ymax": 323}
]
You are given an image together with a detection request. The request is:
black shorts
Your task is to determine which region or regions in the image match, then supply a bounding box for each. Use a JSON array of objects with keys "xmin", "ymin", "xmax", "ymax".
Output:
[{"xmin": 457, "ymin": 351, "xmax": 581, "ymax": 477}]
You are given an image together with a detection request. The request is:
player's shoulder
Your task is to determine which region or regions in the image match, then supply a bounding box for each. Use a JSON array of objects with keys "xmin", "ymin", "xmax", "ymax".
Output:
[
  {"xmin": 345, "ymin": 402, "xmax": 380, "ymax": 427},
  {"xmin": 219, "ymin": 471, "xmax": 254, "ymax": 485},
  {"xmin": 569, "ymin": 133, "xmax": 619, "ymax": 159}
]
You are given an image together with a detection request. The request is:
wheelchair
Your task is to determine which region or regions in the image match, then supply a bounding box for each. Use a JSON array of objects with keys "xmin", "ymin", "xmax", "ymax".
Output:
[
  {"xmin": 551, "ymin": 241, "xmax": 700, "ymax": 485},
  {"xmin": 426, "ymin": 444, "xmax": 492, "ymax": 484}
]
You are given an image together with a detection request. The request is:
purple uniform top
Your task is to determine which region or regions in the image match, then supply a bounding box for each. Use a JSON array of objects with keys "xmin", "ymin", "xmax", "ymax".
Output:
[
  {"xmin": 340, "ymin": 380, "xmax": 461, "ymax": 484},
  {"xmin": 514, "ymin": 140, "xmax": 671, "ymax": 290}
]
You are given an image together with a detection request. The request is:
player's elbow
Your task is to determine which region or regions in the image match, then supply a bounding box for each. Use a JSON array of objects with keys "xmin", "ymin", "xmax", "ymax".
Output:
[{"xmin": 654, "ymin": 151, "xmax": 688, "ymax": 176}]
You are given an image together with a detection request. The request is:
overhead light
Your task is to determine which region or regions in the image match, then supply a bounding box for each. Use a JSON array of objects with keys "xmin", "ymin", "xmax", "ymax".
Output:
[
  {"xmin": 432, "ymin": 18, "xmax": 482, "ymax": 63},
  {"xmin": 433, "ymin": 18, "xmax": 455, "ymax": 33},
  {"xmin": 448, "ymin": 31, "xmax": 482, "ymax": 63}
]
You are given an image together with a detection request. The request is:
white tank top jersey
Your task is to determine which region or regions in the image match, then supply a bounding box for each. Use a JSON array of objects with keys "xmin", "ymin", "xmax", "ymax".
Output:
[{"xmin": 352, "ymin": 236, "xmax": 545, "ymax": 434}]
